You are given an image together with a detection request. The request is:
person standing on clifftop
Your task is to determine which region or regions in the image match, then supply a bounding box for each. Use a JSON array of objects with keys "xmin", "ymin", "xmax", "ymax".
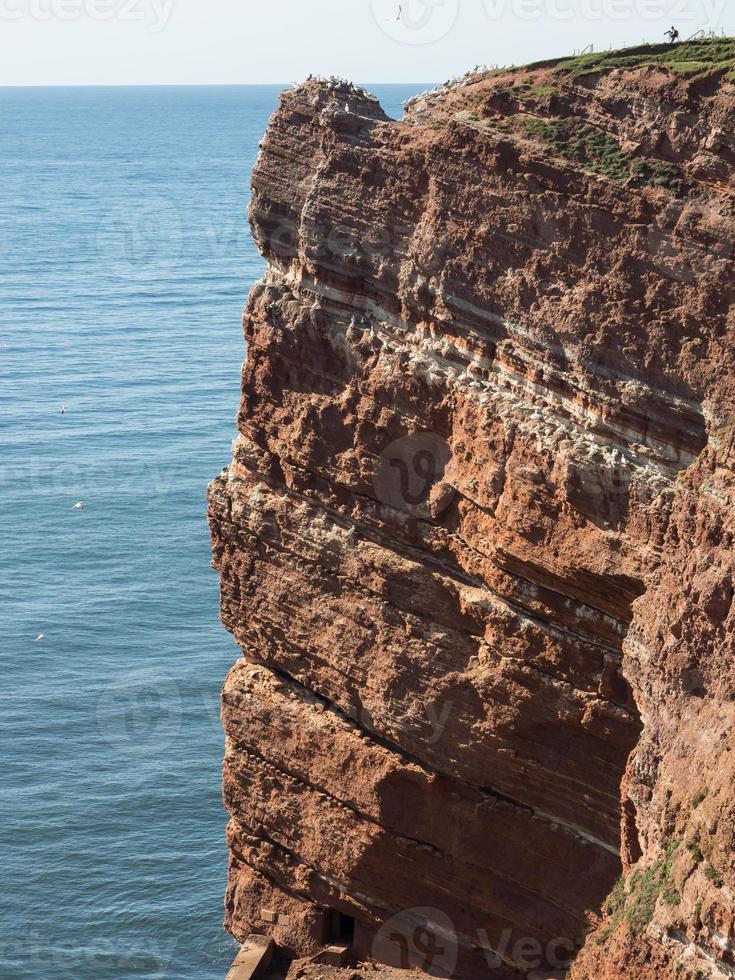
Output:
[{"xmin": 666, "ymin": 26, "xmax": 680, "ymax": 43}]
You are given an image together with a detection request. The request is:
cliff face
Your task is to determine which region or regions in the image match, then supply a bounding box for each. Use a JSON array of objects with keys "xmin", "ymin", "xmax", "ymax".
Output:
[{"xmin": 209, "ymin": 45, "xmax": 735, "ymax": 979}]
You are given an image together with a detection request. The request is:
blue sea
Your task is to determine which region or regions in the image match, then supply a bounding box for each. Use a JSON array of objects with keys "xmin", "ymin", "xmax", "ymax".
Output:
[{"xmin": 0, "ymin": 84, "xmax": 424, "ymax": 980}]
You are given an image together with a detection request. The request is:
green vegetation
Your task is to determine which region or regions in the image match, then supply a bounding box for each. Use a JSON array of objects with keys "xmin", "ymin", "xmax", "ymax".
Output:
[
  {"xmin": 704, "ymin": 864, "xmax": 724, "ymax": 887},
  {"xmin": 462, "ymin": 40, "xmax": 734, "ymax": 190},
  {"xmin": 596, "ymin": 841, "xmax": 683, "ymax": 943},
  {"xmin": 594, "ymin": 876, "xmax": 628, "ymax": 944},
  {"xmin": 687, "ymin": 841, "xmax": 704, "ymax": 864},
  {"xmin": 554, "ymin": 38, "xmax": 735, "ymax": 83},
  {"xmin": 519, "ymin": 116, "xmax": 566, "ymax": 145},
  {"xmin": 631, "ymin": 159, "xmax": 686, "ymax": 193},
  {"xmin": 662, "ymin": 886, "xmax": 682, "ymax": 906},
  {"xmin": 516, "ymin": 84, "xmax": 559, "ymax": 100},
  {"xmin": 516, "ymin": 116, "xmax": 685, "ymax": 188},
  {"xmin": 604, "ymin": 876, "xmax": 627, "ymax": 916},
  {"xmin": 625, "ymin": 841, "xmax": 681, "ymax": 935},
  {"xmin": 594, "ymin": 908, "xmax": 624, "ymax": 945},
  {"xmin": 571, "ymin": 126, "xmax": 632, "ymax": 181}
]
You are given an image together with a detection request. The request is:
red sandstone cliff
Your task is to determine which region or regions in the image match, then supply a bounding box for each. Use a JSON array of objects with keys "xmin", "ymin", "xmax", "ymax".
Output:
[{"xmin": 209, "ymin": 43, "xmax": 735, "ymax": 979}]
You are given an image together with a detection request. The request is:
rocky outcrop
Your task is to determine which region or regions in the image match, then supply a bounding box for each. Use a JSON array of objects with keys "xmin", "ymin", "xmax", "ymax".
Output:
[{"xmin": 209, "ymin": 44, "xmax": 735, "ymax": 979}]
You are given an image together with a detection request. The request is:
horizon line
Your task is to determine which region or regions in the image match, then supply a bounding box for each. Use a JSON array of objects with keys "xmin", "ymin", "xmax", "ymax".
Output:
[{"xmin": 0, "ymin": 80, "xmax": 438, "ymax": 89}]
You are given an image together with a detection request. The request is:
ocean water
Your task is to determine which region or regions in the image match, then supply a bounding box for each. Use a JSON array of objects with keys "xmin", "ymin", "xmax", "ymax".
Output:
[{"xmin": 0, "ymin": 84, "xmax": 424, "ymax": 980}]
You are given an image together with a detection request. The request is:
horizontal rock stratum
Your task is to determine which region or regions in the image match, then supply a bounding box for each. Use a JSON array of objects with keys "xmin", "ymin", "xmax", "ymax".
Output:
[{"xmin": 209, "ymin": 41, "xmax": 735, "ymax": 979}]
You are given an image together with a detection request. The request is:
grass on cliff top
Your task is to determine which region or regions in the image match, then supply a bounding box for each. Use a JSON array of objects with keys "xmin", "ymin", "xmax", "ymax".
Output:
[{"xmin": 554, "ymin": 37, "xmax": 735, "ymax": 81}]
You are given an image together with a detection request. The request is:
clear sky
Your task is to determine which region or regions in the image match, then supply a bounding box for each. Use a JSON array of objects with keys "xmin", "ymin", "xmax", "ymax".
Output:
[{"xmin": 0, "ymin": 0, "xmax": 731, "ymax": 86}]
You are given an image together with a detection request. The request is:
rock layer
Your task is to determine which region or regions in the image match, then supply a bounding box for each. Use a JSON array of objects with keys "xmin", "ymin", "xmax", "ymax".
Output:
[{"xmin": 209, "ymin": 47, "xmax": 735, "ymax": 978}]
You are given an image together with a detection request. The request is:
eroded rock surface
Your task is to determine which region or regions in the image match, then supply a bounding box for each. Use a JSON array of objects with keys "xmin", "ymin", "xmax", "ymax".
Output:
[{"xmin": 209, "ymin": 50, "xmax": 735, "ymax": 979}]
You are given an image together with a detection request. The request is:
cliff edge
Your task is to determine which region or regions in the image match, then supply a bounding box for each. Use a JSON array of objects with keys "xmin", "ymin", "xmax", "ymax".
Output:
[{"xmin": 209, "ymin": 40, "xmax": 735, "ymax": 979}]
